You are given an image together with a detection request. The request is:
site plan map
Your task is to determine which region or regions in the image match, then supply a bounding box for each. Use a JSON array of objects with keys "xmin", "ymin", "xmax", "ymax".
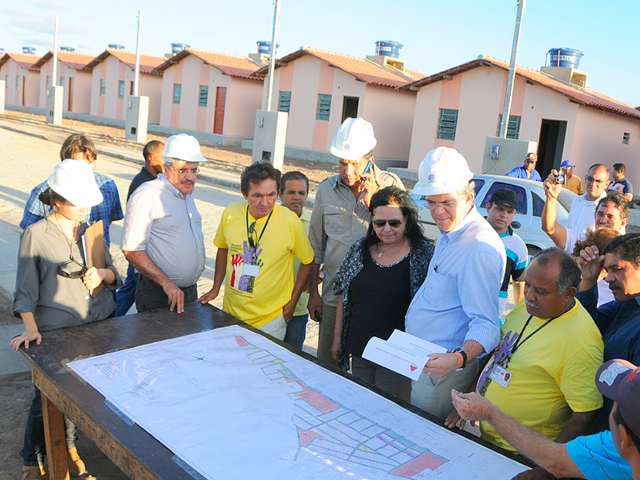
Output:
[{"xmin": 69, "ymin": 325, "xmax": 529, "ymax": 479}]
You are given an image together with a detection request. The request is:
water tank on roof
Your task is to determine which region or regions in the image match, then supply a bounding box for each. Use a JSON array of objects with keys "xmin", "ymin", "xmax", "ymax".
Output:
[
  {"xmin": 60, "ymin": 46, "xmax": 75, "ymax": 52},
  {"xmin": 375, "ymin": 40, "xmax": 403, "ymax": 58},
  {"xmin": 22, "ymin": 46, "xmax": 36, "ymax": 54},
  {"xmin": 108, "ymin": 44, "xmax": 125, "ymax": 50},
  {"xmin": 0, "ymin": 48, "xmax": 5, "ymax": 56},
  {"xmin": 257, "ymin": 41, "xmax": 279, "ymax": 55},
  {"xmin": 171, "ymin": 43, "xmax": 190, "ymax": 54},
  {"xmin": 547, "ymin": 48, "xmax": 583, "ymax": 69}
]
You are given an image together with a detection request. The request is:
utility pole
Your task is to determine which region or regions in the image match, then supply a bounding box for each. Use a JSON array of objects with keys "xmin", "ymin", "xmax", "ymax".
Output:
[
  {"xmin": 265, "ymin": 0, "xmax": 281, "ymax": 111},
  {"xmin": 499, "ymin": 0, "xmax": 526, "ymax": 138},
  {"xmin": 51, "ymin": 15, "xmax": 59, "ymax": 87},
  {"xmin": 133, "ymin": 10, "xmax": 142, "ymax": 97}
]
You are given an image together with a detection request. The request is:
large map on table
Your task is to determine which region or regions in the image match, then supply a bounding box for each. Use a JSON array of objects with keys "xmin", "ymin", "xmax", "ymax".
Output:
[{"xmin": 69, "ymin": 326, "xmax": 528, "ymax": 480}]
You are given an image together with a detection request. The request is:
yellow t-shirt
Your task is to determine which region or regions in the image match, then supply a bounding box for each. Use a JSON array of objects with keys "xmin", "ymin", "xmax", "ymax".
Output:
[
  {"xmin": 478, "ymin": 298, "xmax": 604, "ymax": 452},
  {"xmin": 293, "ymin": 208, "xmax": 312, "ymax": 317},
  {"xmin": 214, "ymin": 202, "xmax": 314, "ymax": 327}
]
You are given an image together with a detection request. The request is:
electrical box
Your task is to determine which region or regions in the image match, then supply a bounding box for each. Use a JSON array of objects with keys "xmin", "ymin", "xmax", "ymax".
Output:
[
  {"xmin": 125, "ymin": 96, "xmax": 149, "ymax": 143},
  {"xmin": 46, "ymin": 85, "xmax": 63, "ymax": 125},
  {"xmin": 251, "ymin": 110, "xmax": 288, "ymax": 169}
]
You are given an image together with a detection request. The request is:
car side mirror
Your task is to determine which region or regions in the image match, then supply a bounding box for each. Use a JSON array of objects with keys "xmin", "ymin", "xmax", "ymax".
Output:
[{"xmin": 511, "ymin": 221, "xmax": 521, "ymax": 229}]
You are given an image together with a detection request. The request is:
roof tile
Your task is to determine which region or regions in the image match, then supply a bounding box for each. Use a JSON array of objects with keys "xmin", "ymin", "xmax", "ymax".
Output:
[
  {"xmin": 83, "ymin": 49, "xmax": 165, "ymax": 74},
  {"xmin": 0, "ymin": 52, "xmax": 41, "ymax": 70},
  {"xmin": 154, "ymin": 48, "xmax": 263, "ymax": 80},
  {"xmin": 31, "ymin": 51, "xmax": 96, "ymax": 71}
]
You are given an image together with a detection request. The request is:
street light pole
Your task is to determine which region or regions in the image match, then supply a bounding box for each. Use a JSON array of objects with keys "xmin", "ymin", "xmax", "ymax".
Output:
[
  {"xmin": 499, "ymin": 0, "xmax": 526, "ymax": 138},
  {"xmin": 134, "ymin": 10, "xmax": 142, "ymax": 97},
  {"xmin": 51, "ymin": 15, "xmax": 59, "ymax": 87},
  {"xmin": 265, "ymin": 0, "xmax": 281, "ymax": 112}
]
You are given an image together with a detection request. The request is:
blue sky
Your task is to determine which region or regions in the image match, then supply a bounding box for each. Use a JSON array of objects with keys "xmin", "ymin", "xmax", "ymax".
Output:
[{"xmin": 1, "ymin": 0, "xmax": 638, "ymax": 106}]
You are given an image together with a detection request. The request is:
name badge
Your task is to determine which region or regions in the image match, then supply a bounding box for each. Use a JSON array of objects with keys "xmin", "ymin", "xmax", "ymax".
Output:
[
  {"xmin": 489, "ymin": 364, "xmax": 513, "ymax": 388},
  {"xmin": 242, "ymin": 264, "xmax": 261, "ymax": 278}
]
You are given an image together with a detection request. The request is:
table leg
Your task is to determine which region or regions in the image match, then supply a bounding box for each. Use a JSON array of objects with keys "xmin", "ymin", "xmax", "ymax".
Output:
[{"xmin": 42, "ymin": 394, "xmax": 70, "ymax": 480}]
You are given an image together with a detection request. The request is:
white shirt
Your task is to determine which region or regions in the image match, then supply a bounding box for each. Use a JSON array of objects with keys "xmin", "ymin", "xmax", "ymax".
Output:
[{"xmin": 567, "ymin": 191, "xmax": 607, "ymax": 233}]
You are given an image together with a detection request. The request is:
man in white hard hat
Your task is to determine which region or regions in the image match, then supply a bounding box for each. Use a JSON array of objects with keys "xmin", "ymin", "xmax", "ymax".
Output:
[
  {"xmin": 121, "ymin": 134, "xmax": 206, "ymax": 314},
  {"xmin": 405, "ymin": 147, "xmax": 506, "ymax": 420},
  {"xmin": 308, "ymin": 117, "xmax": 404, "ymax": 365}
]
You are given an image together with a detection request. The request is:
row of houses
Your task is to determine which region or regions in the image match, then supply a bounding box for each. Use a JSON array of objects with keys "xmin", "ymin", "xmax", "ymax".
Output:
[{"xmin": 1, "ymin": 43, "xmax": 639, "ymax": 184}]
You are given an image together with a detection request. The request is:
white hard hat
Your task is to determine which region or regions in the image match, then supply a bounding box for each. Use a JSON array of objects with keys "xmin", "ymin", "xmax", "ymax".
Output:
[
  {"xmin": 47, "ymin": 159, "xmax": 103, "ymax": 208},
  {"xmin": 330, "ymin": 117, "xmax": 377, "ymax": 161},
  {"xmin": 412, "ymin": 147, "xmax": 474, "ymax": 196},
  {"xmin": 162, "ymin": 134, "xmax": 207, "ymax": 163}
]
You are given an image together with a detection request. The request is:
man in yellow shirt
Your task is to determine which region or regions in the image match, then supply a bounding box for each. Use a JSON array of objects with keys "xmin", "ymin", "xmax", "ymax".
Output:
[
  {"xmin": 199, "ymin": 163, "xmax": 314, "ymax": 340},
  {"xmin": 449, "ymin": 248, "xmax": 603, "ymax": 478},
  {"xmin": 561, "ymin": 160, "xmax": 584, "ymax": 195}
]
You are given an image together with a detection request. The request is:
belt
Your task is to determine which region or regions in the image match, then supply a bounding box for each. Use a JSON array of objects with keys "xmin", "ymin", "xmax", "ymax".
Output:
[{"xmin": 140, "ymin": 275, "xmax": 161, "ymax": 287}]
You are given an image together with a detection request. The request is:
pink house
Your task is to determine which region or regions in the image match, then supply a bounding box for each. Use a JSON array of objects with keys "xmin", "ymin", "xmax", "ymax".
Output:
[
  {"xmin": 84, "ymin": 48, "xmax": 165, "ymax": 124},
  {"xmin": 0, "ymin": 52, "xmax": 40, "ymax": 107},
  {"xmin": 155, "ymin": 48, "xmax": 264, "ymax": 141},
  {"xmin": 254, "ymin": 47, "xmax": 424, "ymax": 164},
  {"xmin": 402, "ymin": 55, "xmax": 640, "ymax": 186},
  {"xmin": 32, "ymin": 51, "xmax": 95, "ymax": 114}
]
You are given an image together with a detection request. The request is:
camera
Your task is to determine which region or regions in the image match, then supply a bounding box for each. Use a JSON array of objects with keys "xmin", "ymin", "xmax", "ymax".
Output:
[{"xmin": 555, "ymin": 174, "xmax": 566, "ymax": 185}]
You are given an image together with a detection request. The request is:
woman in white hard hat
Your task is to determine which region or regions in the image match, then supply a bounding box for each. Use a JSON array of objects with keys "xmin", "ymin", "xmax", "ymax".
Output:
[
  {"xmin": 330, "ymin": 187, "xmax": 434, "ymax": 402},
  {"xmin": 11, "ymin": 159, "xmax": 121, "ymax": 479}
]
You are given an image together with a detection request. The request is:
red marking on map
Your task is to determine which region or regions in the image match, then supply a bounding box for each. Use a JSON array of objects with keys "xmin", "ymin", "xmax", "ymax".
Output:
[
  {"xmin": 235, "ymin": 336, "xmax": 249, "ymax": 347},
  {"xmin": 298, "ymin": 428, "xmax": 325, "ymax": 447},
  {"xmin": 391, "ymin": 452, "xmax": 446, "ymax": 477},
  {"xmin": 410, "ymin": 365, "xmax": 417, "ymax": 372},
  {"xmin": 297, "ymin": 390, "xmax": 339, "ymax": 413}
]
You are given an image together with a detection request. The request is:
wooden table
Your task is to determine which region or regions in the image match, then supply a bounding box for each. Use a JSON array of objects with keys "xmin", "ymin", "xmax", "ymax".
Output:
[{"xmin": 20, "ymin": 303, "xmax": 528, "ymax": 479}]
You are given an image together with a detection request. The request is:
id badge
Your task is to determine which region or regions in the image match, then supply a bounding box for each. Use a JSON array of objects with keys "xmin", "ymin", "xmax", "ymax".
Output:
[
  {"xmin": 489, "ymin": 364, "xmax": 513, "ymax": 388},
  {"xmin": 242, "ymin": 264, "xmax": 260, "ymax": 277}
]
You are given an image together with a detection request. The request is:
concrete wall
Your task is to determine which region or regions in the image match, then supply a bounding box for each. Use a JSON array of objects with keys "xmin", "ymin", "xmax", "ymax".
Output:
[{"xmin": 225, "ymin": 76, "xmax": 263, "ymax": 137}]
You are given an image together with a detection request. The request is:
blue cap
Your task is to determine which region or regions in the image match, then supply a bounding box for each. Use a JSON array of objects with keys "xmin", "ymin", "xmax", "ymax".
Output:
[{"xmin": 561, "ymin": 160, "xmax": 575, "ymax": 168}]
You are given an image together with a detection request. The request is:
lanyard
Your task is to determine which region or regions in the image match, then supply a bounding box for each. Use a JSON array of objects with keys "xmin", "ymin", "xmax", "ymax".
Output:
[
  {"xmin": 510, "ymin": 299, "xmax": 576, "ymax": 358},
  {"xmin": 245, "ymin": 205, "xmax": 273, "ymax": 249}
]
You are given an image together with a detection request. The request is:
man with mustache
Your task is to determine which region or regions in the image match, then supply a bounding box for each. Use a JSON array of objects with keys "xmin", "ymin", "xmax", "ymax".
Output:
[
  {"xmin": 576, "ymin": 233, "xmax": 640, "ymax": 432},
  {"xmin": 447, "ymin": 248, "xmax": 604, "ymax": 480},
  {"xmin": 121, "ymin": 134, "xmax": 206, "ymax": 314}
]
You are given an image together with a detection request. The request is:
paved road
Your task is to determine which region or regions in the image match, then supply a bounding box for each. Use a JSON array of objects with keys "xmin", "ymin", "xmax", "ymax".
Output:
[{"xmin": 0, "ymin": 125, "xmax": 320, "ymax": 376}]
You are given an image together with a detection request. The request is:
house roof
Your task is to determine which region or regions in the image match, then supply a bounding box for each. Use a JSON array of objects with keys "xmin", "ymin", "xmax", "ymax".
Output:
[
  {"xmin": 83, "ymin": 48, "xmax": 166, "ymax": 75},
  {"xmin": 31, "ymin": 51, "xmax": 96, "ymax": 71},
  {"xmin": 154, "ymin": 48, "xmax": 263, "ymax": 81},
  {"xmin": 402, "ymin": 55, "xmax": 640, "ymax": 121},
  {"xmin": 253, "ymin": 47, "xmax": 425, "ymax": 89},
  {"xmin": 0, "ymin": 52, "xmax": 41, "ymax": 71}
]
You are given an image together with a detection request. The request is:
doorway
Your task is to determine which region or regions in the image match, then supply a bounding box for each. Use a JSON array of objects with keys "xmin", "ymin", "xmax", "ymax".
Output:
[
  {"xmin": 22, "ymin": 76, "xmax": 26, "ymax": 106},
  {"xmin": 537, "ymin": 119, "xmax": 567, "ymax": 177},
  {"xmin": 213, "ymin": 87, "xmax": 227, "ymax": 135},
  {"xmin": 68, "ymin": 77, "xmax": 74, "ymax": 111},
  {"xmin": 341, "ymin": 96, "xmax": 359, "ymax": 122}
]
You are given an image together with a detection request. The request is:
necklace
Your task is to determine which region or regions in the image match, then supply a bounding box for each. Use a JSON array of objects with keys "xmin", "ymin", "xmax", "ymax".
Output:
[
  {"xmin": 54, "ymin": 213, "xmax": 78, "ymax": 260},
  {"xmin": 376, "ymin": 238, "xmax": 407, "ymax": 258}
]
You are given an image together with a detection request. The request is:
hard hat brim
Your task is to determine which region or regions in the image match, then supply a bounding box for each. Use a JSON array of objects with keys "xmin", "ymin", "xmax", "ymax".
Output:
[{"xmin": 412, "ymin": 178, "xmax": 472, "ymax": 197}]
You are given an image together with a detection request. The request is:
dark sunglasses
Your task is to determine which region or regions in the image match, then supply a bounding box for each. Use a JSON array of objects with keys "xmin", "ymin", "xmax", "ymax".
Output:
[
  {"xmin": 57, "ymin": 257, "xmax": 87, "ymax": 279},
  {"xmin": 372, "ymin": 219, "xmax": 403, "ymax": 228}
]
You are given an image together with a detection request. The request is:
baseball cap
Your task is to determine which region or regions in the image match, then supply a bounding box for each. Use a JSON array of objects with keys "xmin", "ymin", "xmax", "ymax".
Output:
[
  {"xmin": 561, "ymin": 160, "xmax": 575, "ymax": 168},
  {"xmin": 489, "ymin": 188, "xmax": 518, "ymax": 210},
  {"xmin": 596, "ymin": 359, "xmax": 640, "ymax": 436}
]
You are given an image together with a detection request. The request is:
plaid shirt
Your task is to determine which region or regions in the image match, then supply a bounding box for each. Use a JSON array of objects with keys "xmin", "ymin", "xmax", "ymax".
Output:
[{"xmin": 20, "ymin": 172, "xmax": 123, "ymax": 247}]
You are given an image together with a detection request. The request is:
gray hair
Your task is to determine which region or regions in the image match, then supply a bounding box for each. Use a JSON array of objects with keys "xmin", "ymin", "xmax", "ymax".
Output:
[
  {"xmin": 532, "ymin": 247, "xmax": 581, "ymax": 294},
  {"xmin": 456, "ymin": 181, "xmax": 476, "ymax": 198}
]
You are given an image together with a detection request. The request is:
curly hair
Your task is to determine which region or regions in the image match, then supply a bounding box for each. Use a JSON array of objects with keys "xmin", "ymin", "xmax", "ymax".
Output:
[{"xmin": 572, "ymin": 227, "xmax": 620, "ymax": 257}]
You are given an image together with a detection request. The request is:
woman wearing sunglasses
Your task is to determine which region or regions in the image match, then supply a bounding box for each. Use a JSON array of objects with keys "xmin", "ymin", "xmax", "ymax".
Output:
[
  {"xmin": 11, "ymin": 159, "xmax": 121, "ymax": 479},
  {"xmin": 331, "ymin": 186, "xmax": 434, "ymax": 402}
]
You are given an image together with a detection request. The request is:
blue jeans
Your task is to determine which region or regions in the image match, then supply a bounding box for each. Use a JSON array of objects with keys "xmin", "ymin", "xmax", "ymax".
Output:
[
  {"xmin": 283, "ymin": 314, "xmax": 308, "ymax": 350},
  {"xmin": 115, "ymin": 262, "xmax": 138, "ymax": 317},
  {"xmin": 21, "ymin": 387, "xmax": 77, "ymax": 467}
]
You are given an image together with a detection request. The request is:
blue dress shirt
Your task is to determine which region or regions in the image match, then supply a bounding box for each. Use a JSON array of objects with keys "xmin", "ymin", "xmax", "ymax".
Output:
[{"xmin": 506, "ymin": 165, "xmax": 542, "ymax": 182}]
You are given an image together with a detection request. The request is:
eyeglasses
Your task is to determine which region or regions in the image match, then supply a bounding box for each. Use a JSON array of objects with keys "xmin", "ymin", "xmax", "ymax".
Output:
[
  {"xmin": 171, "ymin": 165, "xmax": 199, "ymax": 175},
  {"xmin": 586, "ymin": 175, "xmax": 607, "ymax": 185},
  {"xmin": 247, "ymin": 221, "xmax": 258, "ymax": 249},
  {"xmin": 372, "ymin": 219, "xmax": 403, "ymax": 228},
  {"xmin": 525, "ymin": 159, "xmax": 536, "ymax": 164},
  {"xmin": 56, "ymin": 256, "xmax": 87, "ymax": 279},
  {"xmin": 426, "ymin": 199, "xmax": 458, "ymax": 209}
]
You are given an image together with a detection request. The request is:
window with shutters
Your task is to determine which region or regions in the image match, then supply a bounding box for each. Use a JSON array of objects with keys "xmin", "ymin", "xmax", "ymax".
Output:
[
  {"xmin": 316, "ymin": 94, "xmax": 331, "ymax": 121},
  {"xmin": 199, "ymin": 86, "xmax": 208, "ymax": 107},
  {"xmin": 278, "ymin": 91, "xmax": 291, "ymax": 113},
  {"xmin": 118, "ymin": 80, "xmax": 125, "ymax": 98},
  {"xmin": 437, "ymin": 109, "xmax": 458, "ymax": 141},
  {"xmin": 173, "ymin": 84, "xmax": 181, "ymax": 104},
  {"xmin": 99, "ymin": 79, "xmax": 106, "ymax": 96},
  {"xmin": 496, "ymin": 114, "xmax": 522, "ymax": 139}
]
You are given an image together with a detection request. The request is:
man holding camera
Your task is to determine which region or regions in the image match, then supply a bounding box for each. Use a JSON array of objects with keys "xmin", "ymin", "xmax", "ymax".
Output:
[{"xmin": 566, "ymin": 164, "xmax": 611, "ymax": 232}]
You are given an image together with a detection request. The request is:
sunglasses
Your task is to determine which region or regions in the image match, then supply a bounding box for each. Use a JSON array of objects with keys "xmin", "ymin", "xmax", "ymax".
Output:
[
  {"xmin": 57, "ymin": 256, "xmax": 87, "ymax": 279},
  {"xmin": 372, "ymin": 219, "xmax": 403, "ymax": 228},
  {"xmin": 586, "ymin": 175, "xmax": 607, "ymax": 185}
]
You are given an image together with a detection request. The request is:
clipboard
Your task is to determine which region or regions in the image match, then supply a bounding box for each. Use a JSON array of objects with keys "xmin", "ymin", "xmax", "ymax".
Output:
[{"xmin": 82, "ymin": 220, "xmax": 105, "ymax": 296}]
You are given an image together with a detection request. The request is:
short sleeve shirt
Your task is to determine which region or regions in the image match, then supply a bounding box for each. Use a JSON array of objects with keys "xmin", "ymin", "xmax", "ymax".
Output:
[{"xmin": 567, "ymin": 431, "xmax": 632, "ymax": 480}]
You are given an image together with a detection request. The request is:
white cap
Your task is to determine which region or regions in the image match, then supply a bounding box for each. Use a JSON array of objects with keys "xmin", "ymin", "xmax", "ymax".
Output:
[
  {"xmin": 330, "ymin": 117, "xmax": 377, "ymax": 161},
  {"xmin": 47, "ymin": 159, "xmax": 103, "ymax": 208},
  {"xmin": 412, "ymin": 147, "xmax": 474, "ymax": 196},
  {"xmin": 162, "ymin": 134, "xmax": 207, "ymax": 163}
]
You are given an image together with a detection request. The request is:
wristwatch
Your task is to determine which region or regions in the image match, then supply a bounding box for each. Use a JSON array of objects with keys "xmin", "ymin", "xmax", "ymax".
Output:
[{"xmin": 452, "ymin": 348, "xmax": 468, "ymax": 369}]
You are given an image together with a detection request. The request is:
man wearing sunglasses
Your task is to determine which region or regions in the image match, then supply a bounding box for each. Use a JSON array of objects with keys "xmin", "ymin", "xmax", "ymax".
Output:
[
  {"xmin": 121, "ymin": 134, "xmax": 206, "ymax": 314},
  {"xmin": 506, "ymin": 152, "xmax": 542, "ymax": 182},
  {"xmin": 199, "ymin": 163, "xmax": 314, "ymax": 342},
  {"xmin": 566, "ymin": 164, "xmax": 611, "ymax": 232}
]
